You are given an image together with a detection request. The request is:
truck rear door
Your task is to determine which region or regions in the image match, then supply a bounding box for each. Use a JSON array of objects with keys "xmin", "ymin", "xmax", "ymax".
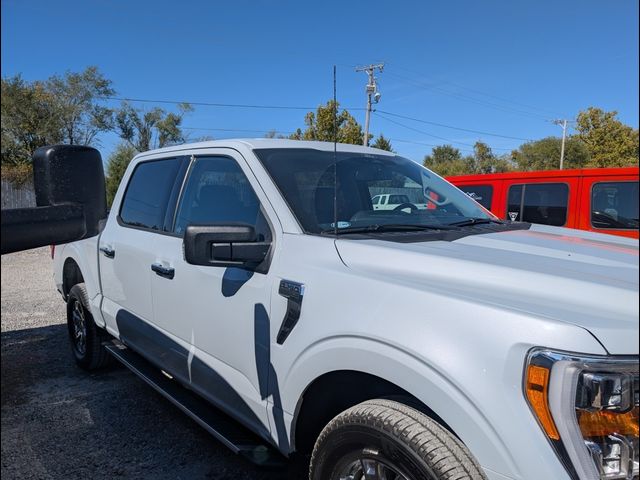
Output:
[{"xmin": 98, "ymin": 156, "xmax": 189, "ymax": 339}]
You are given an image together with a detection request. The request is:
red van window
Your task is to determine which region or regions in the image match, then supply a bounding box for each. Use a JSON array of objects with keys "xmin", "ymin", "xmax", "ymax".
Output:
[
  {"xmin": 507, "ymin": 183, "xmax": 569, "ymax": 226},
  {"xmin": 457, "ymin": 185, "xmax": 493, "ymax": 210},
  {"xmin": 591, "ymin": 182, "xmax": 639, "ymax": 230}
]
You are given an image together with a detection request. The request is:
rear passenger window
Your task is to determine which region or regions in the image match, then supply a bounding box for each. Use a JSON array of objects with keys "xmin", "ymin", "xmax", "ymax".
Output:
[
  {"xmin": 119, "ymin": 158, "xmax": 183, "ymax": 231},
  {"xmin": 507, "ymin": 183, "xmax": 569, "ymax": 226},
  {"xmin": 458, "ymin": 185, "xmax": 493, "ymax": 210},
  {"xmin": 591, "ymin": 182, "xmax": 639, "ymax": 230},
  {"xmin": 173, "ymin": 156, "xmax": 270, "ymax": 239}
]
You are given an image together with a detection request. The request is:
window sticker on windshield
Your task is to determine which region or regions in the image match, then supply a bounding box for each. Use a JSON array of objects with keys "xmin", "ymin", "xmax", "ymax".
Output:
[
  {"xmin": 508, "ymin": 212, "xmax": 519, "ymax": 221},
  {"xmin": 330, "ymin": 221, "xmax": 352, "ymax": 229}
]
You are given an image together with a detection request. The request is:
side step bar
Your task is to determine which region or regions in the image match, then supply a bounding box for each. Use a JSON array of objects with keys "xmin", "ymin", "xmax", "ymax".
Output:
[{"xmin": 104, "ymin": 341, "xmax": 285, "ymax": 467}]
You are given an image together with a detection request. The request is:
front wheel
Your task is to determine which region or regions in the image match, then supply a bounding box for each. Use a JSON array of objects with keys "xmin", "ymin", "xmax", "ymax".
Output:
[
  {"xmin": 67, "ymin": 283, "xmax": 112, "ymax": 370},
  {"xmin": 309, "ymin": 399, "xmax": 486, "ymax": 480}
]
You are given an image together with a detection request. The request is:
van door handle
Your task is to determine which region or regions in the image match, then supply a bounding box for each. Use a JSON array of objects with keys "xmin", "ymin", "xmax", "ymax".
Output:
[
  {"xmin": 151, "ymin": 263, "xmax": 175, "ymax": 279},
  {"xmin": 100, "ymin": 246, "xmax": 115, "ymax": 258}
]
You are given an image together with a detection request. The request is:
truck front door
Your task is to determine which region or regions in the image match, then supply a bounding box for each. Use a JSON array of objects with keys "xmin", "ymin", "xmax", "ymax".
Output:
[{"xmin": 150, "ymin": 150, "xmax": 278, "ymax": 440}]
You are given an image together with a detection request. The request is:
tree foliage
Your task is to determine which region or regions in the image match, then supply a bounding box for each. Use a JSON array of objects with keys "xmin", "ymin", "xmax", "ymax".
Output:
[
  {"xmin": 115, "ymin": 102, "xmax": 193, "ymax": 152},
  {"xmin": 423, "ymin": 145, "xmax": 469, "ymax": 176},
  {"xmin": 1, "ymin": 66, "xmax": 114, "ymax": 185},
  {"xmin": 105, "ymin": 143, "xmax": 138, "ymax": 207},
  {"xmin": 1, "ymin": 75, "xmax": 63, "ymax": 166},
  {"xmin": 371, "ymin": 134, "xmax": 393, "ymax": 152},
  {"xmin": 575, "ymin": 107, "xmax": 639, "ymax": 168},
  {"xmin": 424, "ymin": 142, "xmax": 512, "ymax": 176},
  {"xmin": 511, "ymin": 136, "xmax": 590, "ymax": 171},
  {"xmin": 46, "ymin": 66, "xmax": 115, "ymax": 145},
  {"xmin": 289, "ymin": 100, "xmax": 366, "ymax": 144}
]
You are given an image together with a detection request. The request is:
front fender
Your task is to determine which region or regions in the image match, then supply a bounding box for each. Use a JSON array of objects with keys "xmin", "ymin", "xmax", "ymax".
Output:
[
  {"xmin": 279, "ymin": 323, "xmax": 604, "ymax": 480},
  {"xmin": 281, "ymin": 335, "xmax": 520, "ymax": 477}
]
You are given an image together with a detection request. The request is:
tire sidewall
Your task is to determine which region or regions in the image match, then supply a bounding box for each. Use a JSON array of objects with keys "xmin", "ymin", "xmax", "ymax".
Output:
[
  {"xmin": 312, "ymin": 424, "xmax": 437, "ymax": 480},
  {"xmin": 66, "ymin": 283, "xmax": 97, "ymax": 369}
]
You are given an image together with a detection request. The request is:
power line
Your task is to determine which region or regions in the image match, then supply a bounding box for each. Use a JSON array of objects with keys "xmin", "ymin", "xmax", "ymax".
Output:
[
  {"xmin": 389, "ymin": 138, "xmax": 474, "ymax": 154},
  {"xmin": 374, "ymin": 112, "xmax": 514, "ymax": 152},
  {"xmin": 104, "ymin": 94, "xmax": 528, "ymax": 148},
  {"xmin": 388, "ymin": 63, "xmax": 567, "ymax": 118},
  {"xmin": 376, "ymin": 110, "xmax": 532, "ymax": 141},
  {"xmin": 385, "ymin": 71, "xmax": 552, "ymax": 121},
  {"xmin": 102, "ymin": 96, "xmax": 366, "ymax": 111},
  {"xmin": 182, "ymin": 126, "xmax": 295, "ymax": 135}
]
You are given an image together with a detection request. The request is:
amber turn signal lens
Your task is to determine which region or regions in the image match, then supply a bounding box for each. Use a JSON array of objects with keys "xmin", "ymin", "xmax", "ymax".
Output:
[
  {"xmin": 578, "ymin": 407, "xmax": 639, "ymax": 438},
  {"xmin": 526, "ymin": 365, "xmax": 560, "ymax": 440}
]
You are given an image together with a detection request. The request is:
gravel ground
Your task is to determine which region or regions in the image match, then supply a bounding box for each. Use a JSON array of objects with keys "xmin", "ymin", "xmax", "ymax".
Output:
[{"xmin": 1, "ymin": 248, "xmax": 308, "ymax": 479}]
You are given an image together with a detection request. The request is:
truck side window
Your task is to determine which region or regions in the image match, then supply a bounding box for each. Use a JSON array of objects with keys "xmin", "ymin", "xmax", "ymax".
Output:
[
  {"xmin": 173, "ymin": 156, "xmax": 269, "ymax": 239},
  {"xmin": 119, "ymin": 157, "xmax": 183, "ymax": 231},
  {"xmin": 591, "ymin": 182, "xmax": 639, "ymax": 230},
  {"xmin": 507, "ymin": 183, "xmax": 569, "ymax": 226}
]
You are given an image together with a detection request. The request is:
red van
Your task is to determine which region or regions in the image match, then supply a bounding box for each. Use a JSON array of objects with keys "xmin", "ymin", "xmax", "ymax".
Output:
[{"xmin": 447, "ymin": 167, "xmax": 639, "ymax": 239}]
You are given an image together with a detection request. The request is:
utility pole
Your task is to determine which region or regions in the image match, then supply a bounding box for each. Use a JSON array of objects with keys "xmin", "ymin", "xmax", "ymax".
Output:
[
  {"xmin": 552, "ymin": 119, "xmax": 570, "ymax": 170},
  {"xmin": 356, "ymin": 63, "xmax": 384, "ymax": 146}
]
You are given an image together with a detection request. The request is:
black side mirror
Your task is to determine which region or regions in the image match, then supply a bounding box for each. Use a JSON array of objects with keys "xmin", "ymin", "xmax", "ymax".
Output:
[
  {"xmin": 184, "ymin": 224, "xmax": 271, "ymax": 268},
  {"xmin": 1, "ymin": 145, "xmax": 107, "ymax": 254}
]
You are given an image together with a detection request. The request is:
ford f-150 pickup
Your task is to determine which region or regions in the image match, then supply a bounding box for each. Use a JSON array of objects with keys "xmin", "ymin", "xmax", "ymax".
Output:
[{"xmin": 53, "ymin": 139, "xmax": 639, "ymax": 480}]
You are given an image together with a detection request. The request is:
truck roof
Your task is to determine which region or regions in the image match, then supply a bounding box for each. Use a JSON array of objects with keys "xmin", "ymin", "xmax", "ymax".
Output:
[{"xmin": 133, "ymin": 138, "xmax": 395, "ymax": 160}]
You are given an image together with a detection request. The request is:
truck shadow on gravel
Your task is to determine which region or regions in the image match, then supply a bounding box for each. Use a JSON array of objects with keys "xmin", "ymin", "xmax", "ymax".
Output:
[{"xmin": 1, "ymin": 324, "xmax": 309, "ymax": 480}]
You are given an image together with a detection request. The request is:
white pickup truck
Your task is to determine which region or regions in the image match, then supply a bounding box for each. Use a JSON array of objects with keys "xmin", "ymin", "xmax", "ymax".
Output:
[
  {"xmin": 53, "ymin": 139, "xmax": 639, "ymax": 480},
  {"xmin": 372, "ymin": 193, "xmax": 428, "ymax": 211}
]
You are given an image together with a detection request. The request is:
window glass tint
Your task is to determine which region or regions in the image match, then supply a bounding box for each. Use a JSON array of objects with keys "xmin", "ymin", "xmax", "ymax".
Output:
[
  {"xmin": 174, "ymin": 156, "xmax": 268, "ymax": 238},
  {"xmin": 255, "ymin": 148, "xmax": 491, "ymax": 233},
  {"xmin": 458, "ymin": 185, "xmax": 493, "ymax": 210},
  {"xmin": 507, "ymin": 183, "xmax": 569, "ymax": 226},
  {"xmin": 591, "ymin": 182, "xmax": 639, "ymax": 230},
  {"xmin": 371, "ymin": 195, "xmax": 380, "ymax": 205},
  {"xmin": 506, "ymin": 185, "xmax": 524, "ymax": 222},
  {"xmin": 120, "ymin": 158, "xmax": 182, "ymax": 231}
]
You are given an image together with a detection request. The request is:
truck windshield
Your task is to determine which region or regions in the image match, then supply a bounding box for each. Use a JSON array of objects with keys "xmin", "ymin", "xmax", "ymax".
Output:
[{"xmin": 254, "ymin": 148, "xmax": 496, "ymax": 234}]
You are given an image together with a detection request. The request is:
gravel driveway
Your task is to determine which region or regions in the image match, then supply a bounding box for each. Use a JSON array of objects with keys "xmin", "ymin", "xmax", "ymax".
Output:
[{"xmin": 1, "ymin": 248, "xmax": 308, "ymax": 479}]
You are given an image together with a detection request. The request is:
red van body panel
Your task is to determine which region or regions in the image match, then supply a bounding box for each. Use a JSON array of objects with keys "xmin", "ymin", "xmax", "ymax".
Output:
[{"xmin": 447, "ymin": 167, "xmax": 639, "ymax": 239}]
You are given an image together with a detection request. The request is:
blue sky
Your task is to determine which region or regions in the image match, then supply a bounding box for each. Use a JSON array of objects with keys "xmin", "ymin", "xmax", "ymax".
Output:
[{"xmin": 2, "ymin": 0, "xmax": 638, "ymax": 161}]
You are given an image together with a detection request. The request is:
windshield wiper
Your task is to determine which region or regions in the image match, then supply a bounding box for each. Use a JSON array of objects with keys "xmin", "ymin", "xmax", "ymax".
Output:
[
  {"xmin": 321, "ymin": 223, "xmax": 455, "ymax": 235},
  {"xmin": 447, "ymin": 217, "xmax": 504, "ymax": 227}
]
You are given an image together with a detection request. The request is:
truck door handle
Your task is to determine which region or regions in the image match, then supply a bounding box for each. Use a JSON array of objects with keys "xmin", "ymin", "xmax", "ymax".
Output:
[
  {"xmin": 151, "ymin": 263, "xmax": 175, "ymax": 279},
  {"xmin": 100, "ymin": 246, "xmax": 115, "ymax": 258}
]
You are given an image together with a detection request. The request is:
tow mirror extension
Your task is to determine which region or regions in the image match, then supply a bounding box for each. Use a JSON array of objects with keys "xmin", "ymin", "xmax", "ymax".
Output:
[{"xmin": 1, "ymin": 145, "xmax": 107, "ymax": 254}]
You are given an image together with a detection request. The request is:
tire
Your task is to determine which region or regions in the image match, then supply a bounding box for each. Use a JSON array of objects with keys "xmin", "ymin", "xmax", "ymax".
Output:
[
  {"xmin": 309, "ymin": 399, "xmax": 486, "ymax": 480},
  {"xmin": 66, "ymin": 283, "xmax": 112, "ymax": 370}
]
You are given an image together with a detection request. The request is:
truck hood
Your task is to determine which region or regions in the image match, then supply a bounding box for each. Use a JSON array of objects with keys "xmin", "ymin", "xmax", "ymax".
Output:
[{"xmin": 335, "ymin": 225, "xmax": 639, "ymax": 355}]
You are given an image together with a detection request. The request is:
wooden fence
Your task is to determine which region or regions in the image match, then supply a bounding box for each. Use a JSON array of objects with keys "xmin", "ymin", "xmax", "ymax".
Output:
[{"xmin": 1, "ymin": 179, "xmax": 36, "ymax": 209}]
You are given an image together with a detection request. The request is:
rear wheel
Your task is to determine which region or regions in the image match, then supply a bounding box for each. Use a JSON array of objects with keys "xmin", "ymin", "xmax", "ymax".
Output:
[
  {"xmin": 310, "ymin": 399, "xmax": 486, "ymax": 480},
  {"xmin": 67, "ymin": 283, "xmax": 112, "ymax": 370}
]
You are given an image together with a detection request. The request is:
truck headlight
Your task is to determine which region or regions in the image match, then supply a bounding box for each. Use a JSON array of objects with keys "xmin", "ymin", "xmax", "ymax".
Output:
[{"xmin": 525, "ymin": 349, "xmax": 639, "ymax": 480}]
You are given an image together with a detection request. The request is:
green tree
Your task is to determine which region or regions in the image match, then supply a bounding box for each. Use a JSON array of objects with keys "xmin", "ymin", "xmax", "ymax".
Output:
[
  {"xmin": 423, "ymin": 145, "xmax": 469, "ymax": 176},
  {"xmin": 115, "ymin": 102, "xmax": 193, "ymax": 151},
  {"xmin": 511, "ymin": 136, "xmax": 590, "ymax": 171},
  {"xmin": 46, "ymin": 66, "xmax": 115, "ymax": 145},
  {"xmin": 469, "ymin": 141, "xmax": 512, "ymax": 174},
  {"xmin": 371, "ymin": 134, "xmax": 393, "ymax": 151},
  {"xmin": 575, "ymin": 107, "xmax": 639, "ymax": 168},
  {"xmin": 264, "ymin": 130, "xmax": 286, "ymax": 139},
  {"xmin": 290, "ymin": 100, "xmax": 367, "ymax": 145},
  {"xmin": 1, "ymin": 75, "xmax": 63, "ymax": 167},
  {"xmin": 105, "ymin": 143, "xmax": 138, "ymax": 206}
]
